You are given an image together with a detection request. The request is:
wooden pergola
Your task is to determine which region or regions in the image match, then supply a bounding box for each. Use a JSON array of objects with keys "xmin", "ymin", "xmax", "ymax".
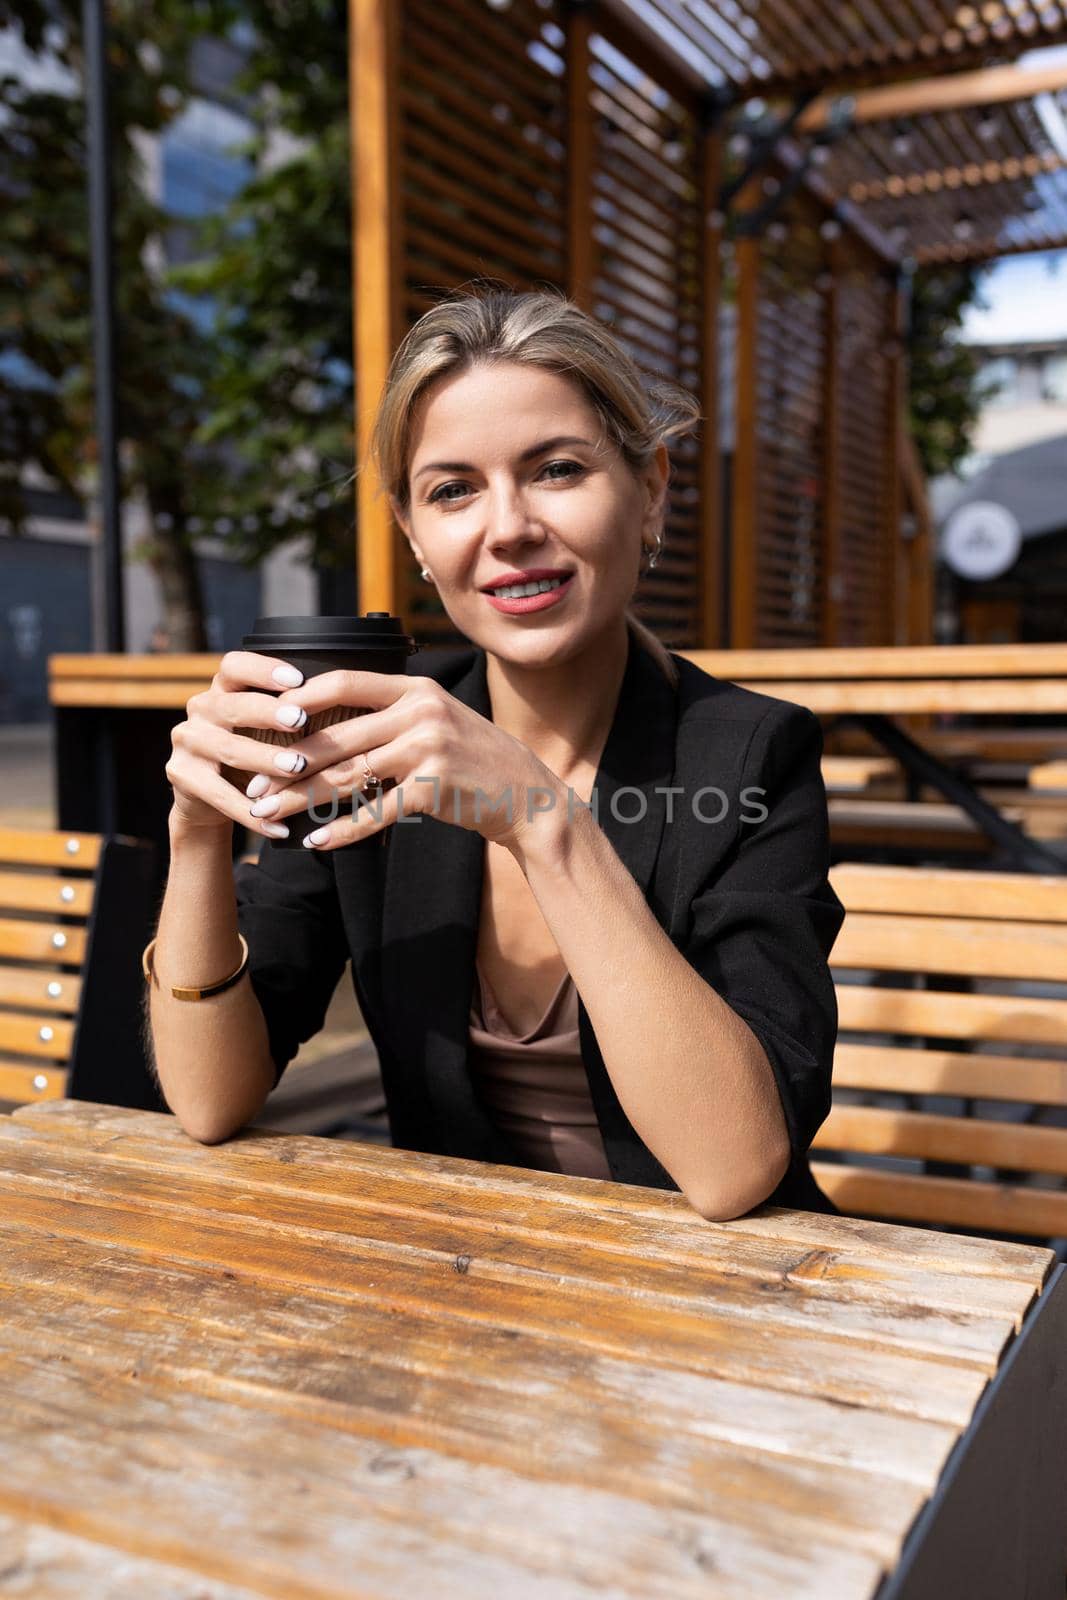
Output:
[{"xmin": 349, "ymin": 0, "xmax": 1067, "ymax": 650}]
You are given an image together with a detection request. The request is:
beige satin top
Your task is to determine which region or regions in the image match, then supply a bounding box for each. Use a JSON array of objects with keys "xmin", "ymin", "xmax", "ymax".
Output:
[{"xmin": 468, "ymin": 962, "xmax": 613, "ymax": 1180}]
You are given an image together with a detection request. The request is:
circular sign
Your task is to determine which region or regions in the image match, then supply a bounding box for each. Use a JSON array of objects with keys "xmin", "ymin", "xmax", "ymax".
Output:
[{"xmin": 941, "ymin": 501, "xmax": 1022, "ymax": 581}]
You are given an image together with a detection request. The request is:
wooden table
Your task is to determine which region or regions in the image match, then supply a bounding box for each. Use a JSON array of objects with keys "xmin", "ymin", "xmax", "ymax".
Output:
[{"xmin": 2, "ymin": 1102, "xmax": 1065, "ymax": 1599}]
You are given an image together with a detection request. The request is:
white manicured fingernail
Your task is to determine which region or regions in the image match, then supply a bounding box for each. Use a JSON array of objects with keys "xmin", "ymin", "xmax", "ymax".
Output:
[
  {"xmin": 275, "ymin": 705, "xmax": 307, "ymax": 728},
  {"xmin": 245, "ymin": 773, "xmax": 271, "ymax": 799},
  {"xmin": 274, "ymin": 750, "xmax": 306, "ymax": 774},
  {"xmin": 261, "ymin": 821, "xmax": 289, "ymax": 838},
  {"xmin": 303, "ymin": 827, "xmax": 331, "ymax": 848},
  {"xmin": 271, "ymin": 665, "xmax": 304, "ymax": 688},
  {"xmin": 250, "ymin": 795, "xmax": 281, "ymax": 818}
]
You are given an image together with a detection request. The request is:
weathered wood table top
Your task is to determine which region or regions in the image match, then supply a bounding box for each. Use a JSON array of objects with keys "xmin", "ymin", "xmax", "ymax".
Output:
[{"xmin": 0, "ymin": 1100, "xmax": 1063, "ymax": 1599}]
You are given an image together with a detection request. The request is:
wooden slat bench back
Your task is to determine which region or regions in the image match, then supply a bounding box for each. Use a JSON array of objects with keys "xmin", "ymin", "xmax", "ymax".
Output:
[
  {"xmin": 0, "ymin": 829, "xmax": 102, "ymax": 1105},
  {"xmin": 0, "ymin": 828, "xmax": 157, "ymax": 1111},
  {"xmin": 819, "ymin": 863, "xmax": 1067, "ymax": 1241}
]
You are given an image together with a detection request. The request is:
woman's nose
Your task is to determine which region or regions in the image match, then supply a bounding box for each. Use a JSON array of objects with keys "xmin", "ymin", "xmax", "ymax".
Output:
[{"xmin": 486, "ymin": 482, "xmax": 543, "ymax": 548}]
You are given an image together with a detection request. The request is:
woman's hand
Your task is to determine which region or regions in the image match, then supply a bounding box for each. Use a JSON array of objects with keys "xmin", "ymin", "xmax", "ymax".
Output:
[
  {"xmin": 239, "ymin": 670, "xmax": 567, "ymax": 853},
  {"xmin": 165, "ymin": 650, "xmax": 312, "ymax": 840}
]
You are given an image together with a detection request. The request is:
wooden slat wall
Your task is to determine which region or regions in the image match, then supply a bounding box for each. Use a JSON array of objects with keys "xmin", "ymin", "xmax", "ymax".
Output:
[
  {"xmin": 352, "ymin": 0, "xmax": 907, "ymax": 651},
  {"xmin": 745, "ymin": 189, "xmax": 828, "ymax": 647},
  {"xmin": 395, "ymin": 0, "xmax": 569, "ymax": 641},
  {"xmin": 583, "ymin": 25, "xmax": 706, "ymax": 646},
  {"xmin": 732, "ymin": 186, "xmax": 901, "ymax": 648},
  {"xmin": 829, "ymin": 235, "xmax": 897, "ymax": 646}
]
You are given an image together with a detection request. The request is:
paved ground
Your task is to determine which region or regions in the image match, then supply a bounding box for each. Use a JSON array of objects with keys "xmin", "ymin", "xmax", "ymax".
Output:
[
  {"xmin": 0, "ymin": 722, "xmax": 379, "ymax": 1124},
  {"xmin": 0, "ymin": 723, "xmax": 55, "ymax": 829}
]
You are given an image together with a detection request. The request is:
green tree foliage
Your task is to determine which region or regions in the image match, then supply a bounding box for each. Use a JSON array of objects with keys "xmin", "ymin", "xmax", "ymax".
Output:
[
  {"xmin": 906, "ymin": 265, "xmax": 996, "ymax": 479},
  {"xmin": 172, "ymin": 0, "xmax": 355, "ymax": 585},
  {"xmin": 0, "ymin": 0, "xmax": 227, "ymax": 645}
]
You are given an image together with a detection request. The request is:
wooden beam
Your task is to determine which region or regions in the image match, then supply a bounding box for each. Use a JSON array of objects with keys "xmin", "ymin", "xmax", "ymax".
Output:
[
  {"xmin": 697, "ymin": 126, "xmax": 724, "ymax": 647},
  {"xmin": 800, "ymin": 60, "xmax": 1067, "ymax": 133},
  {"xmin": 915, "ymin": 232, "xmax": 1067, "ymax": 265},
  {"xmin": 916, "ymin": 232, "xmax": 1067, "ymax": 266},
  {"xmin": 775, "ymin": 137, "xmax": 898, "ymax": 266},
  {"xmin": 730, "ymin": 178, "xmax": 761, "ymax": 649},
  {"xmin": 821, "ymin": 237, "xmax": 842, "ymax": 647},
  {"xmin": 887, "ymin": 278, "xmax": 907, "ymax": 647},
  {"xmin": 566, "ymin": 4, "xmax": 595, "ymax": 310},
  {"xmin": 754, "ymin": 26, "xmax": 1067, "ymax": 104},
  {"xmin": 850, "ymin": 151, "xmax": 1066, "ymax": 204},
  {"xmin": 350, "ymin": 0, "xmax": 405, "ymax": 615}
]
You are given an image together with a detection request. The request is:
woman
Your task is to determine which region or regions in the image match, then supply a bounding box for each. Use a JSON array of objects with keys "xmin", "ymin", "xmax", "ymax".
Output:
[{"xmin": 148, "ymin": 287, "xmax": 845, "ymax": 1220}]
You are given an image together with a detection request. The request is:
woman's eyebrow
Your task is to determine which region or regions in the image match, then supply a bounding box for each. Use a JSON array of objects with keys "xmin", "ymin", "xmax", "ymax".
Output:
[{"xmin": 413, "ymin": 435, "xmax": 594, "ymax": 482}]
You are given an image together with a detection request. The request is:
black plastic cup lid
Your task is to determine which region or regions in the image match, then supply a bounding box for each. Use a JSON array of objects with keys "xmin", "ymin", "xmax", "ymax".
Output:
[{"xmin": 243, "ymin": 614, "xmax": 417, "ymax": 652}]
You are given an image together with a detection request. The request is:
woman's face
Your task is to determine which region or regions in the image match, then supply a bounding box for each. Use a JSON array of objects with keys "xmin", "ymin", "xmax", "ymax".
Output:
[{"xmin": 393, "ymin": 361, "xmax": 667, "ymax": 668}]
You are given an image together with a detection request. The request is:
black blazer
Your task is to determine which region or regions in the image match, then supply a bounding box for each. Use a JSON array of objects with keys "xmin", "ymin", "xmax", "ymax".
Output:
[{"xmin": 234, "ymin": 631, "xmax": 847, "ymax": 1213}]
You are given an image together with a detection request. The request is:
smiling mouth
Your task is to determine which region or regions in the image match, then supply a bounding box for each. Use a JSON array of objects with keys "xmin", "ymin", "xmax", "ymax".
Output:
[{"xmin": 486, "ymin": 575, "xmax": 571, "ymax": 599}]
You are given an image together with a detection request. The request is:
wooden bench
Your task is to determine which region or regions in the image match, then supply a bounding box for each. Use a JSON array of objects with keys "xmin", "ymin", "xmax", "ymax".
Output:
[
  {"xmin": 686, "ymin": 643, "xmax": 1067, "ymax": 714},
  {"xmin": 816, "ymin": 862, "xmax": 1067, "ymax": 1242},
  {"xmin": 48, "ymin": 653, "xmax": 220, "ymax": 709},
  {"xmin": 0, "ymin": 828, "xmax": 159, "ymax": 1111},
  {"xmin": 1030, "ymin": 761, "xmax": 1067, "ymax": 792},
  {"xmin": 687, "ymin": 644, "xmax": 1067, "ymax": 872},
  {"xmin": 835, "ymin": 726, "xmax": 1067, "ymax": 766},
  {"xmin": 49, "ymin": 644, "xmax": 1067, "ymax": 870},
  {"xmin": 827, "ymin": 798, "xmax": 1029, "ymax": 856},
  {"xmin": 820, "ymin": 756, "xmax": 899, "ymax": 794}
]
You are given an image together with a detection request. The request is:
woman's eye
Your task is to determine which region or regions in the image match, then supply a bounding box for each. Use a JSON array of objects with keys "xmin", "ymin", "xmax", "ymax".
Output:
[
  {"xmin": 426, "ymin": 460, "xmax": 583, "ymax": 505},
  {"xmin": 427, "ymin": 481, "xmax": 470, "ymax": 505},
  {"xmin": 541, "ymin": 459, "xmax": 583, "ymax": 481}
]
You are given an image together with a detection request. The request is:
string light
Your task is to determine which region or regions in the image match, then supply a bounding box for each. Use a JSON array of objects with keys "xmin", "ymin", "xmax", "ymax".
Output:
[
  {"xmin": 891, "ymin": 120, "xmax": 914, "ymax": 158},
  {"xmin": 953, "ymin": 212, "xmax": 976, "ymax": 240}
]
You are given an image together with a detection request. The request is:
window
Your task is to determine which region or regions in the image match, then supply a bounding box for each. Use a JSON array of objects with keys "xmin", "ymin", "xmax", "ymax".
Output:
[
  {"xmin": 1042, "ymin": 354, "xmax": 1067, "ymax": 404},
  {"xmin": 980, "ymin": 356, "xmax": 1019, "ymax": 407},
  {"xmin": 160, "ymin": 97, "xmax": 252, "ymax": 222}
]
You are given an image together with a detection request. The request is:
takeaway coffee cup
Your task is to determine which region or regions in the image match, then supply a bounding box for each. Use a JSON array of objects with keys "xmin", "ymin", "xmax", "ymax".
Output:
[{"xmin": 237, "ymin": 613, "xmax": 418, "ymax": 849}]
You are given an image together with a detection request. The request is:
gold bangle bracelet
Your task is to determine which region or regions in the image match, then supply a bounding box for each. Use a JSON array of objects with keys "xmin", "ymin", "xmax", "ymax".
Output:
[{"xmin": 142, "ymin": 934, "xmax": 250, "ymax": 1002}]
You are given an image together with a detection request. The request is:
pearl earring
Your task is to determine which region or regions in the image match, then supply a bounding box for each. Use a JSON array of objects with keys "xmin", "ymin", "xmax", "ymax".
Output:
[{"xmin": 420, "ymin": 566, "xmax": 434, "ymax": 583}]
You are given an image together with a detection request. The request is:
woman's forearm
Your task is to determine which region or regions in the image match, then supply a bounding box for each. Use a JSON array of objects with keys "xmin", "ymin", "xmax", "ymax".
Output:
[
  {"xmin": 510, "ymin": 804, "xmax": 791, "ymax": 1220},
  {"xmin": 147, "ymin": 813, "xmax": 276, "ymax": 1142}
]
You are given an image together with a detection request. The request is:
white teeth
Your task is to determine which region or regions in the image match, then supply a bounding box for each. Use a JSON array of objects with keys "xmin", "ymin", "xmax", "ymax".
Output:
[{"xmin": 492, "ymin": 576, "xmax": 567, "ymax": 599}]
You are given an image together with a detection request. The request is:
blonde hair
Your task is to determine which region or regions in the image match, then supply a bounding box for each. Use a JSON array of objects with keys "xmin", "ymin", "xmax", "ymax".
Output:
[{"xmin": 368, "ymin": 284, "xmax": 701, "ymax": 688}]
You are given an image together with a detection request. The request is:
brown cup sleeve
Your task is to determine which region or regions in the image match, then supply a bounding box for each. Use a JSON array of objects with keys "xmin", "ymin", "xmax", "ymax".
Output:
[{"xmin": 221, "ymin": 704, "xmax": 377, "ymax": 791}]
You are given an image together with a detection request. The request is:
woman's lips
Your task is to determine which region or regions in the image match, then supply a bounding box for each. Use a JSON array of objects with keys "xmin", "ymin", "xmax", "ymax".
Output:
[{"xmin": 483, "ymin": 574, "xmax": 574, "ymax": 615}]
